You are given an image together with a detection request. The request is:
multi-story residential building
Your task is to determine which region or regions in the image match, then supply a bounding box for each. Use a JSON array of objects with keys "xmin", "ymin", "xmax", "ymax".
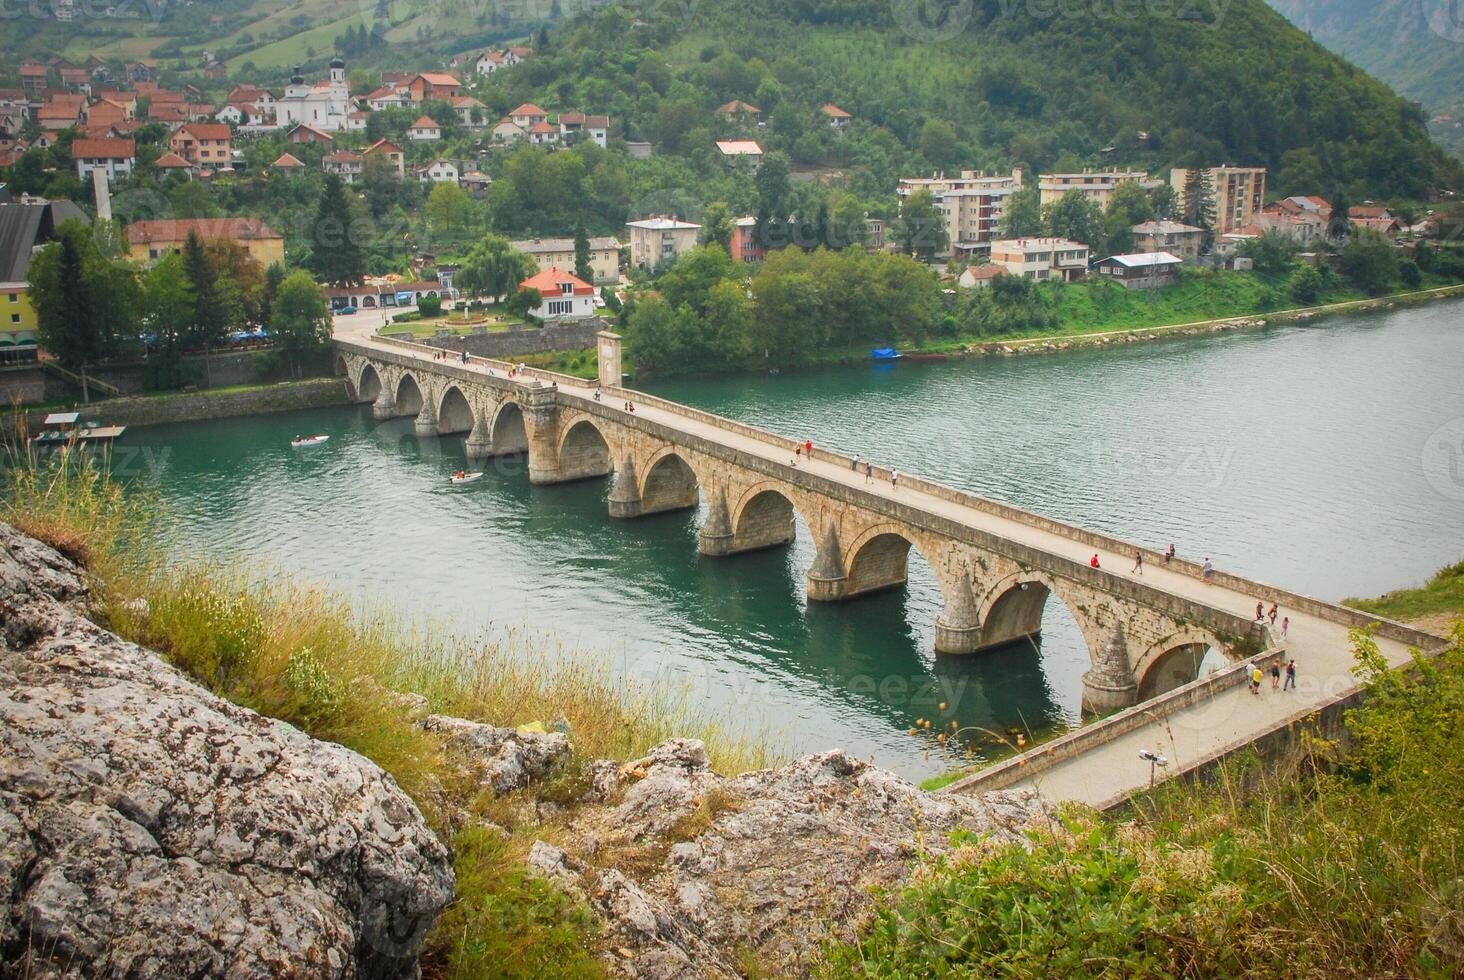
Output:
[
  {"xmin": 1130, "ymin": 219, "xmax": 1207, "ymax": 260},
  {"xmin": 407, "ymin": 116, "xmax": 441, "ymax": 141},
  {"xmin": 625, "ymin": 216, "xmax": 700, "ymax": 268},
  {"xmin": 729, "ymin": 217, "xmax": 764, "ymax": 264},
  {"xmin": 988, "ymin": 236, "xmax": 1090, "ymax": 282},
  {"xmin": 72, "ymin": 138, "xmax": 134, "ymax": 180},
  {"xmin": 0, "ymin": 198, "xmax": 87, "ymax": 352},
  {"xmin": 364, "ymin": 139, "xmax": 405, "ymax": 179},
  {"xmin": 1037, "ymin": 169, "xmax": 1160, "ymax": 208},
  {"xmin": 1170, "ymin": 165, "xmax": 1266, "ymax": 235},
  {"xmin": 511, "ymin": 236, "xmax": 622, "ymax": 283},
  {"xmin": 509, "ymin": 103, "xmax": 548, "ymax": 130},
  {"xmin": 896, "ymin": 170, "xmax": 1024, "ymax": 258},
  {"xmin": 322, "ymin": 150, "xmax": 363, "ymax": 183},
  {"xmin": 126, "ymin": 217, "xmax": 284, "ymax": 267},
  {"xmin": 557, "ymin": 112, "xmax": 609, "ymax": 147},
  {"xmin": 168, "ymin": 122, "xmax": 231, "ymax": 173},
  {"xmin": 407, "ymin": 72, "xmax": 460, "ymax": 103},
  {"xmin": 416, "ymin": 159, "xmax": 458, "ymax": 183}
]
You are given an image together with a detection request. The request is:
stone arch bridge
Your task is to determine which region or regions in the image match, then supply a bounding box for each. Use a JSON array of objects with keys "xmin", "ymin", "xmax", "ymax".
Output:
[{"xmin": 337, "ymin": 337, "xmax": 1270, "ymax": 715}]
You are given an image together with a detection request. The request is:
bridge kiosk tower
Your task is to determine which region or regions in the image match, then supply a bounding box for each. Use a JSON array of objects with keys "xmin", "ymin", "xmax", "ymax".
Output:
[{"xmin": 597, "ymin": 331, "xmax": 622, "ymax": 389}]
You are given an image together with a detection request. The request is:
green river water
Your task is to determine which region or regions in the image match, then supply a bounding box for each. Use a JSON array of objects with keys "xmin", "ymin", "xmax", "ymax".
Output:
[{"xmin": 118, "ymin": 301, "xmax": 1464, "ymax": 778}]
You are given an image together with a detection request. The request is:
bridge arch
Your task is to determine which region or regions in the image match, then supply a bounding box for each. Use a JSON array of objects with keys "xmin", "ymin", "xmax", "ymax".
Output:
[
  {"xmin": 977, "ymin": 569, "xmax": 1090, "ymax": 656},
  {"xmin": 395, "ymin": 373, "xmax": 424, "ymax": 418},
  {"xmin": 841, "ymin": 522, "xmax": 939, "ymax": 599},
  {"xmin": 437, "ymin": 385, "xmax": 475, "ymax": 434},
  {"xmin": 557, "ymin": 417, "xmax": 613, "ymax": 481},
  {"xmin": 1133, "ymin": 628, "xmax": 1230, "ymax": 700},
  {"xmin": 728, "ymin": 482, "xmax": 819, "ymax": 554},
  {"xmin": 355, "ymin": 362, "xmax": 382, "ymax": 405},
  {"xmin": 638, "ymin": 447, "xmax": 701, "ymax": 515},
  {"xmin": 489, "ymin": 400, "xmax": 528, "ymax": 455}
]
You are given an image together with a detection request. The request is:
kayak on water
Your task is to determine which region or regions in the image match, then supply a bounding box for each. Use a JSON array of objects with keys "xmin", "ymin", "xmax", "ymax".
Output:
[
  {"xmin": 291, "ymin": 435, "xmax": 330, "ymax": 447},
  {"xmin": 449, "ymin": 471, "xmax": 483, "ymax": 484}
]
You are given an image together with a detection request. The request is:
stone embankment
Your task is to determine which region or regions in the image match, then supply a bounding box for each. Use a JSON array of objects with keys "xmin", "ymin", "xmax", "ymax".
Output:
[{"xmin": 0, "ymin": 523, "xmax": 1049, "ymax": 977}]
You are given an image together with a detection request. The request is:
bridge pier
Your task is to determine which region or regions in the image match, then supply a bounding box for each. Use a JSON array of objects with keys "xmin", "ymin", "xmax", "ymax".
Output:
[
  {"xmin": 522, "ymin": 386, "xmax": 563, "ymax": 485},
  {"xmin": 608, "ymin": 455, "xmax": 642, "ymax": 519},
  {"xmin": 413, "ymin": 399, "xmax": 439, "ymax": 438},
  {"xmin": 371, "ymin": 388, "xmax": 396, "ymax": 421},
  {"xmin": 1081, "ymin": 624, "xmax": 1139, "ymax": 715},
  {"xmin": 464, "ymin": 409, "xmax": 493, "ymax": 460},
  {"xmin": 806, "ymin": 525, "xmax": 847, "ymax": 601},
  {"xmin": 934, "ymin": 571, "xmax": 982, "ymax": 655},
  {"xmin": 697, "ymin": 488, "xmax": 735, "ymax": 555}
]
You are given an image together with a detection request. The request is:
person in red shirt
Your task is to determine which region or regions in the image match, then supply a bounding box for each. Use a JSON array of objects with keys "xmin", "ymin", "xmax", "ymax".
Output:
[{"xmin": 1090, "ymin": 554, "xmax": 1100, "ymax": 569}]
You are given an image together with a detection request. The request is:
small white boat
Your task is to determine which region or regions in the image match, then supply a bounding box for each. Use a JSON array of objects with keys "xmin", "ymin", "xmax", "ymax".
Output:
[
  {"xmin": 449, "ymin": 471, "xmax": 483, "ymax": 484},
  {"xmin": 291, "ymin": 435, "xmax": 330, "ymax": 447}
]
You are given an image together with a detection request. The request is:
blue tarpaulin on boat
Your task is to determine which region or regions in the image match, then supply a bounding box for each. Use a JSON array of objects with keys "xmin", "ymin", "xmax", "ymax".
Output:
[{"xmin": 870, "ymin": 347, "xmax": 899, "ymax": 360}]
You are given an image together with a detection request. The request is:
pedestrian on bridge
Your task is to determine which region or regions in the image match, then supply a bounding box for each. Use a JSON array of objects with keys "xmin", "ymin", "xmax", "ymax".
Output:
[
  {"xmin": 1132, "ymin": 550, "xmax": 1144, "ymax": 576},
  {"xmin": 805, "ymin": 439, "xmax": 813, "ymax": 456},
  {"xmin": 1284, "ymin": 659, "xmax": 1296, "ymax": 690},
  {"xmin": 1090, "ymin": 554, "xmax": 1101, "ymax": 569},
  {"xmin": 852, "ymin": 453, "xmax": 860, "ymax": 471},
  {"xmin": 1250, "ymin": 664, "xmax": 1263, "ymax": 695},
  {"xmin": 890, "ymin": 468, "xmax": 899, "ymax": 492},
  {"xmin": 1267, "ymin": 602, "xmax": 1278, "ymax": 626},
  {"xmin": 1202, "ymin": 557, "xmax": 1214, "ymax": 583},
  {"xmin": 1270, "ymin": 659, "xmax": 1281, "ymax": 689},
  {"xmin": 1256, "ymin": 601, "xmax": 1265, "ymax": 622},
  {"xmin": 864, "ymin": 461, "xmax": 873, "ymax": 485},
  {"xmin": 1165, "ymin": 543, "xmax": 1176, "ymax": 563},
  {"xmin": 1281, "ymin": 616, "xmax": 1289, "ymax": 638}
]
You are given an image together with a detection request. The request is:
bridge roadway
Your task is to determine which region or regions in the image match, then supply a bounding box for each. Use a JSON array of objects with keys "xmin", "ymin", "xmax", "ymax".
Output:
[{"xmin": 333, "ymin": 320, "xmax": 1445, "ymax": 808}]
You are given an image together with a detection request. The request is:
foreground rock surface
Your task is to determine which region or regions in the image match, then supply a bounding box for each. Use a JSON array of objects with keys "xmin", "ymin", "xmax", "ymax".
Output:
[
  {"xmin": 531, "ymin": 738, "xmax": 1049, "ymax": 978},
  {"xmin": 0, "ymin": 525, "xmax": 454, "ymax": 978}
]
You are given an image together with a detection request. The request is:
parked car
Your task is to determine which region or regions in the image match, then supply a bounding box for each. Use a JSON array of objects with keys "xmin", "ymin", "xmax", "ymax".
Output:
[{"xmin": 334, "ymin": 305, "xmax": 357, "ymax": 316}]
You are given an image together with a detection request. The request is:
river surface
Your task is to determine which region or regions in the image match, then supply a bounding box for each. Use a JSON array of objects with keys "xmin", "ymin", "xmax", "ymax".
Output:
[{"xmin": 120, "ymin": 301, "xmax": 1464, "ymax": 778}]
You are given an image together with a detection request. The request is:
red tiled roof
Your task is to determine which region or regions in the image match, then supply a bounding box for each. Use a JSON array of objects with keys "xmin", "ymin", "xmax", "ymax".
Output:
[
  {"xmin": 154, "ymin": 152, "xmax": 190, "ymax": 168},
  {"xmin": 71, "ymin": 138, "xmax": 134, "ymax": 158},
  {"xmin": 510, "ymin": 103, "xmax": 546, "ymax": 117},
  {"xmin": 177, "ymin": 122, "xmax": 230, "ymax": 140},
  {"xmin": 528, "ymin": 121, "xmax": 556, "ymax": 134},
  {"xmin": 126, "ymin": 218, "xmax": 281, "ymax": 244},
  {"xmin": 414, "ymin": 72, "xmax": 459, "ymax": 86},
  {"xmin": 272, "ymin": 152, "xmax": 305, "ymax": 167},
  {"xmin": 821, "ymin": 103, "xmax": 850, "ymax": 117},
  {"xmin": 714, "ymin": 100, "xmax": 760, "ymax": 114},
  {"xmin": 520, "ymin": 266, "xmax": 594, "ymax": 296}
]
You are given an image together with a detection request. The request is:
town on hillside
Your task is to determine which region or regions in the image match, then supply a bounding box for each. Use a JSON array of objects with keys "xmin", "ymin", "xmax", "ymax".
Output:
[{"xmin": 0, "ymin": 30, "xmax": 1460, "ymax": 390}]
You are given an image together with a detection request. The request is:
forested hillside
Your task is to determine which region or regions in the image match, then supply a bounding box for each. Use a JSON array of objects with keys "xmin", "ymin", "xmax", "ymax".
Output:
[
  {"xmin": 492, "ymin": 0, "xmax": 1459, "ymax": 201},
  {"xmin": 1268, "ymin": 0, "xmax": 1464, "ymax": 159}
]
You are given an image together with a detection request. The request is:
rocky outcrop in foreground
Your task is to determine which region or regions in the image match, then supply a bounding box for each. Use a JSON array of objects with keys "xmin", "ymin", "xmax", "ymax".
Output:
[
  {"xmin": 521, "ymin": 737, "xmax": 1049, "ymax": 978},
  {"xmin": 0, "ymin": 525, "xmax": 454, "ymax": 979}
]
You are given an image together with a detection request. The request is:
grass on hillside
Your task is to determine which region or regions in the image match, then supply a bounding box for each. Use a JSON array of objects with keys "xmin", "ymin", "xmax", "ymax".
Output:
[
  {"xmin": 824, "ymin": 623, "xmax": 1464, "ymax": 977},
  {"xmin": 1346, "ymin": 560, "xmax": 1464, "ymax": 626},
  {"xmin": 1, "ymin": 445, "xmax": 776, "ymax": 977}
]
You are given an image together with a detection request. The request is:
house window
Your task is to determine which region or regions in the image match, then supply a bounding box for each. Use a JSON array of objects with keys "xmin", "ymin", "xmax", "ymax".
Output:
[
  {"xmin": 547, "ymin": 299, "xmax": 572, "ymax": 316},
  {"xmin": 9, "ymin": 314, "xmax": 18, "ymax": 324},
  {"xmin": 7, "ymin": 293, "xmax": 15, "ymax": 302}
]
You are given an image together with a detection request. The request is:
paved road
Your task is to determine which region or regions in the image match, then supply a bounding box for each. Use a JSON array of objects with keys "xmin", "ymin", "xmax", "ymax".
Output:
[{"xmin": 334, "ymin": 321, "xmax": 1437, "ymax": 806}]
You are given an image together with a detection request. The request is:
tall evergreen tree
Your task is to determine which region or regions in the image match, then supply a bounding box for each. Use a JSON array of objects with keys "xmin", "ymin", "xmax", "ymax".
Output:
[
  {"xmin": 1181, "ymin": 168, "xmax": 1217, "ymax": 241},
  {"xmin": 574, "ymin": 222, "xmax": 593, "ymax": 282},
  {"xmin": 1328, "ymin": 190, "xmax": 1352, "ymax": 241},
  {"xmin": 307, "ymin": 174, "xmax": 365, "ymax": 285},
  {"xmin": 182, "ymin": 231, "xmax": 230, "ymax": 349}
]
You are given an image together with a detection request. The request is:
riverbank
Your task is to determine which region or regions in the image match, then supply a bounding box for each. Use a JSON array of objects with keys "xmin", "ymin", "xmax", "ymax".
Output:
[{"xmin": 7, "ymin": 377, "xmax": 351, "ymax": 434}]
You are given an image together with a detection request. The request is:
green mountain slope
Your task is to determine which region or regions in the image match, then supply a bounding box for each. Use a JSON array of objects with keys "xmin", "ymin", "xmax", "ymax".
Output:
[
  {"xmin": 1268, "ymin": 0, "xmax": 1464, "ymax": 158},
  {"xmin": 494, "ymin": 0, "xmax": 1459, "ymax": 200}
]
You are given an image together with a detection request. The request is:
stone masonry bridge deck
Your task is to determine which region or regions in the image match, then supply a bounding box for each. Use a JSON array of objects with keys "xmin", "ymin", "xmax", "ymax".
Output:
[{"xmin": 332, "ymin": 329, "xmax": 1447, "ymax": 807}]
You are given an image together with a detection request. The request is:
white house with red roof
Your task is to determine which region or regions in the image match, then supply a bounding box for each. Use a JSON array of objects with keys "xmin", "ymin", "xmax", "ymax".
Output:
[
  {"xmin": 527, "ymin": 120, "xmax": 558, "ymax": 145},
  {"xmin": 519, "ymin": 267, "xmax": 595, "ymax": 320},
  {"xmin": 492, "ymin": 118, "xmax": 526, "ymax": 143},
  {"xmin": 510, "ymin": 103, "xmax": 548, "ymax": 129},
  {"xmin": 821, "ymin": 103, "xmax": 851, "ymax": 131},
  {"xmin": 72, "ymin": 138, "xmax": 134, "ymax": 179},
  {"xmin": 407, "ymin": 115, "xmax": 442, "ymax": 141}
]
